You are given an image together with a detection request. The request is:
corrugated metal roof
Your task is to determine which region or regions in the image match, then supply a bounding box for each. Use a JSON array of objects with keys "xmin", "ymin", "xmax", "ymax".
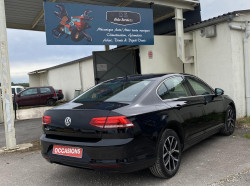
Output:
[
  {"xmin": 4, "ymin": 0, "xmax": 199, "ymax": 31},
  {"xmin": 184, "ymin": 10, "xmax": 250, "ymax": 32}
]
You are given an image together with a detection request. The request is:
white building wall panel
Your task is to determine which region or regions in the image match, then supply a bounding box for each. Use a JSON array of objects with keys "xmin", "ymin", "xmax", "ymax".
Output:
[
  {"xmin": 186, "ymin": 23, "xmax": 246, "ymax": 117},
  {"xmin": 29, "ymin": 74, "xmax": 40, "ymax": 87},
  {"xmin": 139, "ymin": 36, "xmax": 183, "ymax": 74},
  {"xmin": 80, "ymin": 57, "xmax": 95, "ymax": 91},
  {"xmin": 230, "ymin": 28, "xmax": 246, "ymax": 117},
  {"xmin": 47, "ymin": 63, "xmax": 82, "ymax": 101}
]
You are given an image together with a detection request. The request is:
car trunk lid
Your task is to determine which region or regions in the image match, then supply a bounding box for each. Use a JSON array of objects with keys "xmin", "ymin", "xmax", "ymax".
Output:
[{"xmin": 43, "ymin": 102, "xmax": 129, "ymax": 139}]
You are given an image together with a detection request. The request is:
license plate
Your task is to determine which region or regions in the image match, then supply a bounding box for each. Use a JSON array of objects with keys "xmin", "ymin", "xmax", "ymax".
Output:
[{"xmin": 52, "ymin": 145, "xmax": 83, "ymax": 158}]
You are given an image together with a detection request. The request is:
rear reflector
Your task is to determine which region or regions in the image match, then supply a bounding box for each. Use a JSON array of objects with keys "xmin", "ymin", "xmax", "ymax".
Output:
[
  {"xmin": 89, "ymin": 116, "xmax": 134, "ymax": 129},
  {"xmin": 42, "ymin": 115, "xmax": 51, "ymax": 125}
]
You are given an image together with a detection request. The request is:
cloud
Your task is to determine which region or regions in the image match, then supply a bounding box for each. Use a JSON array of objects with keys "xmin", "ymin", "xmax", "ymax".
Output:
[
  {"xmin": 10, "ymin": 60, "xmax": 61, "ymax": 83},
  {"xmin": 7, "ymin": 29, "xmax": 105, "ymax": 64},
  {"xmin": 200, "ymin": 0, "xmax": 250, "ymax": 20},
  {"xmin": 7, "ymin": 29, "xmax": 109, "ymax": 83}
]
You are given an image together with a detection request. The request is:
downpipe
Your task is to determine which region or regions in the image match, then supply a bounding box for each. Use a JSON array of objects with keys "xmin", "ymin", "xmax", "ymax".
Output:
[
  {"xmin": 228, "ymin": 21, "xmax": 250, "ymax": 116},
  {"xmin": 244, "ymin": 22, "xmax": 250, "ymax": 116}
]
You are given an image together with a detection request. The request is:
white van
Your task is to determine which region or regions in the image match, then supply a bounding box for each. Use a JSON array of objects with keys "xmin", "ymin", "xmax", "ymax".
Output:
[
  {"xmin": 0, "ymin": 86, "xmax": 25, "ymax": 97},
  {"xmin": 11, "ymin": 86, "xmax": 25, "ymax": 96}
]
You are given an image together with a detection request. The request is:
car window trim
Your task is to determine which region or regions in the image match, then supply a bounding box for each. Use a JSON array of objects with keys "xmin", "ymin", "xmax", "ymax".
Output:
[
  {"xmin": 73, "ymin": 79, "xmax": 154, "ymax": 103},
  {"xmin": 40, "ymin": 87, "xmax": 51, "ymax": 94},
  {"xmin": 184, "ymin": 75, "xmax": 215, "ymax": 96},
  {"xmin": 21, "ymin": 88, "xmax": 38, "ymax": 97},
  {"xmin": 156, "ymin": 75, "xmax": 216, "ymax": 101},
  {"xmin": 156, "ymin": 75, "xmax": 192, "ymax": 101}
]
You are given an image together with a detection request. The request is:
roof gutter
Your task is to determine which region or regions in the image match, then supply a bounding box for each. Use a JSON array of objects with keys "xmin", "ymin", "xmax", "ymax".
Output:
[
  {"xmin": 185, "ymin": 14, "xmax": 236, "ymax": 33},
  {"xmin": 167, "ymin": 14, "xmax": 236, "ymax": 35}
]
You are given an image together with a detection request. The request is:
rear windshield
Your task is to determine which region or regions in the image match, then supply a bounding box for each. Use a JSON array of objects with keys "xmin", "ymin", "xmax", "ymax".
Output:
[{"xmin": 74, "ymin": 80, "xmax": 152, "ymax": 103}]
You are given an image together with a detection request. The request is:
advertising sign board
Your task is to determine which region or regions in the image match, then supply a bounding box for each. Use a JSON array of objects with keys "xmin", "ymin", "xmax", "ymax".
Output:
[{"xmin": 44, "ymin": 2, "xmax": 154, "ymax": 45}]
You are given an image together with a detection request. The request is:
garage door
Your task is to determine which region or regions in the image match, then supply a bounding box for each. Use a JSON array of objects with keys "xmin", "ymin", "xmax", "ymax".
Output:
[{"xmin": 93, "ymin": 50, "xmax": 137, "ymax": 84}]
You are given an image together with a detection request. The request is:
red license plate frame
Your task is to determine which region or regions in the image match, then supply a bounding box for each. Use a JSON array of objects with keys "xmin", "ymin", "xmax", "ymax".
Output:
[{"xmin": 52, "ymin": 145, "xmax": 83, "ymax": 158}]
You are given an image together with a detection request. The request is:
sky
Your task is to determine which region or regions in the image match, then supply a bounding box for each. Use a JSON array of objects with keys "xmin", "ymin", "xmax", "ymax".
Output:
[{"xmin": 6, "ymin": 0, "xmax": 250, "ymax": 83}]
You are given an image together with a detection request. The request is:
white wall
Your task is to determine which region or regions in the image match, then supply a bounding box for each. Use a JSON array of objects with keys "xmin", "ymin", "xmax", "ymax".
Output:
[
  {"xmin": 140, "ymin": 36, "xmax": 183, "ymax": 74},
  {"xmin": 79, "ymin": 57, "xmax": 95, "ymax": 91},
  {"xmin": 185, "ymin": 22, "xmax": 248, "ymax": 118},
  {"xmin": 230, "ymin": 27, "xmax": 247, "ymax": 118},
  {"xmin": 29, "ymin": 74, "xmax": 40, "ymax": 87},
  {"xmin": 47, "ymin": 63, "xmax": 81, "ymax": 101}
]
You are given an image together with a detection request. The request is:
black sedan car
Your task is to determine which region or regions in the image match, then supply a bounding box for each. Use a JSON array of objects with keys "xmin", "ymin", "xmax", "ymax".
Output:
[{"xmin": 41, "ymin": 74, "xmax": 236, "ymax": 178}]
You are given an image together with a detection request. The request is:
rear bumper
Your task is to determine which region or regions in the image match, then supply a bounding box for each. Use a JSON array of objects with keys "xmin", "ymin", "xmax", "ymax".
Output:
[
  {"xmin": 41, "ymin": 134, "xmax": 156, "ymax": 173},
  {"xmin": 57, "ymin": 94, "xmax": 64, "ymax": 100}
]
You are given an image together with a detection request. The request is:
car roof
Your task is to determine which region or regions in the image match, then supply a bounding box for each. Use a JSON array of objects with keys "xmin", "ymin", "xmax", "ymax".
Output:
[
  {"xmin": 11, "ymin": 86, "xmax": 24, "ymax": 88},
  {"xmin": 107, "ymin": 73, "xmax": 194, "ymax": 82},
  {"xmin": 26, "ymin": 86, "xmax": 53, "ymax": 89}
]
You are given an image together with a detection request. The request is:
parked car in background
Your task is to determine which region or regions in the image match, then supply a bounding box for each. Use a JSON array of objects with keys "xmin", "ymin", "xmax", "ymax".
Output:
[
  {"xmin": 0, "ymin": 86, "xmax": 25, "ymax": 97},
  {"xmin": 55, "ymin": 89, "xmax": 64, "ymax": 100},
  {"xmin": 12, "ymin": 86, "xmax": 25, "ymax": 96},
  {"xmin": 15, "ymin": 86, "xmax": 58, "ymax": 107},
  {"xmin": 41, "ymin": 74, "xmax": 236, "ymax": 179}
]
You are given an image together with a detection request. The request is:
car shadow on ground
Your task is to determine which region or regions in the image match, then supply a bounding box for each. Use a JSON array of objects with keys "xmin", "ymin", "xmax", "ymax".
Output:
[{"xmin": 46, "ymin": 134, "xmax": 227, "ymax": 185}]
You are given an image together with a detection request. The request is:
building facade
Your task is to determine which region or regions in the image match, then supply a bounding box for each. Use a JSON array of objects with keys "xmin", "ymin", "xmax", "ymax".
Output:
[{"xmin": 29, "ymin": 10, "xmax": 250, "ymax": 118}]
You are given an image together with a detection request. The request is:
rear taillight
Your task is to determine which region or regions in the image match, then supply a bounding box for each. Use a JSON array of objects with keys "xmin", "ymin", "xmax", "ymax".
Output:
[
  {"xmin": 89, "ymin": 116, "xmax": 134, "ymax": 129},
  {"xmin": 58, "ymin": 90, "xmax": 62, "ymax": 94},
  {"xmin": 54, "ymin": 93, "xmax": 57, "ymax": 97},
  {"xmin": 42, "ymin": 115, "xmax": 51, "ymax": 125}
]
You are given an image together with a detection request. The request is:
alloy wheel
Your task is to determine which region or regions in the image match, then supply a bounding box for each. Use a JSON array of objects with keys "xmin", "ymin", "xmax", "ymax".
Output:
[
  {"xmin": 163, "ymin": 136, "xmax": 180, "ymax": 171},
  {"xmin": 227, "ymin": 109, "xmax": 235, "ymax": 133}
]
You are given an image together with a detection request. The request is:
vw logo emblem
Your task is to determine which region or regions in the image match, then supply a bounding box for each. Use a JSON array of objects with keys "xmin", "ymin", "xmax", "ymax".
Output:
[{"xmin": 65, "ymin": 117, "xmax": 71, "ymax": 126}]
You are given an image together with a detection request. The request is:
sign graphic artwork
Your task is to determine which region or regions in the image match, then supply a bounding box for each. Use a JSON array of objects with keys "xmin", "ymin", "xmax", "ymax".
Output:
[{"xmin": 44, "ymin": 2, "xmax": 154, "ymax": 45}]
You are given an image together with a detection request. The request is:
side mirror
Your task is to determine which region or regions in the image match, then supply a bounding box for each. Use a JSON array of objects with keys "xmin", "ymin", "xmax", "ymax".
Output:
[{"xmin": 215, "ymin": 88, "xmax": 224, "ymax": 96}]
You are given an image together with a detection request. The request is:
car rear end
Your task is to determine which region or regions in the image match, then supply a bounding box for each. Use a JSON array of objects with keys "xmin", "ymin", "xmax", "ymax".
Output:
[
  {"xmin": 41, "ymin": 77, "xmax": 157, "ymax": 172},
  {"xmin": 41, "ymin": 107, "xmax": 156, "ymax": 172},
  {"xmin": 55, "ymin": 89, "xmax": 64, "ymax": 100}
]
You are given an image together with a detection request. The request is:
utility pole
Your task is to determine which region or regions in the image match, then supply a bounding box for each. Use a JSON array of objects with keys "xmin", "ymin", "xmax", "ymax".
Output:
[{"xmin": 0, "ymin": 0, "xmax": 17, "ymax": 150}]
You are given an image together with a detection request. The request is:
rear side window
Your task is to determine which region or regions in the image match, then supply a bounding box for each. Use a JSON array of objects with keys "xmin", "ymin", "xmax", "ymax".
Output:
[
  {"xmin": 21, "ymin": 88, "xmax": 38, "ymax": 96},
  {"xmin": 40, "ymin": 88, "xmax": 51, "ymax": 94},
  {"xmin": 186, "ymin": 77, "xmax": 213, "ymax": 95},
  {"xmin": 158, "ymin": 76, "xmax": 191, "ymax": 100},
  {"xmin": 74, "ymin": 80, "xmax": 152, "ymax": 103}
]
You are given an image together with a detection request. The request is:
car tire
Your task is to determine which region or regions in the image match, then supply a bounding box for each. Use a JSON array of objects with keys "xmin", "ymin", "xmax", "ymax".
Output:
[
  {"xmin": 220, "ymin": 105, "xmax": 236, "ymax": 136},
  {"xmin": 47, "ymin": 99, "xmax": 56, "ymax": 106},
  {"xmin": 149, "ymin": 129, "xmax": 182, "ymax": 179}
]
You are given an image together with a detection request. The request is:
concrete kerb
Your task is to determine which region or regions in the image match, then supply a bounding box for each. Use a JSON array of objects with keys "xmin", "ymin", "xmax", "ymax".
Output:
[
  {"xmin": 0, "ymin": 143, "xmax": 33, "ymax": 155},
  {"xmin": 16, "ymin": 106, "xmax": 54, "ymax": 120}
]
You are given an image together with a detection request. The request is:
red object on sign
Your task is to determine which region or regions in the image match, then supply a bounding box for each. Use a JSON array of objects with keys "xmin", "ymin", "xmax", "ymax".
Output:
[
  {"xmin": 148, "ymin": 50, "xmax": 153, "ymax": 59},
  {"xmin": 52, "ymin": 145, "xmax": 83, "ymax": 158}
]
